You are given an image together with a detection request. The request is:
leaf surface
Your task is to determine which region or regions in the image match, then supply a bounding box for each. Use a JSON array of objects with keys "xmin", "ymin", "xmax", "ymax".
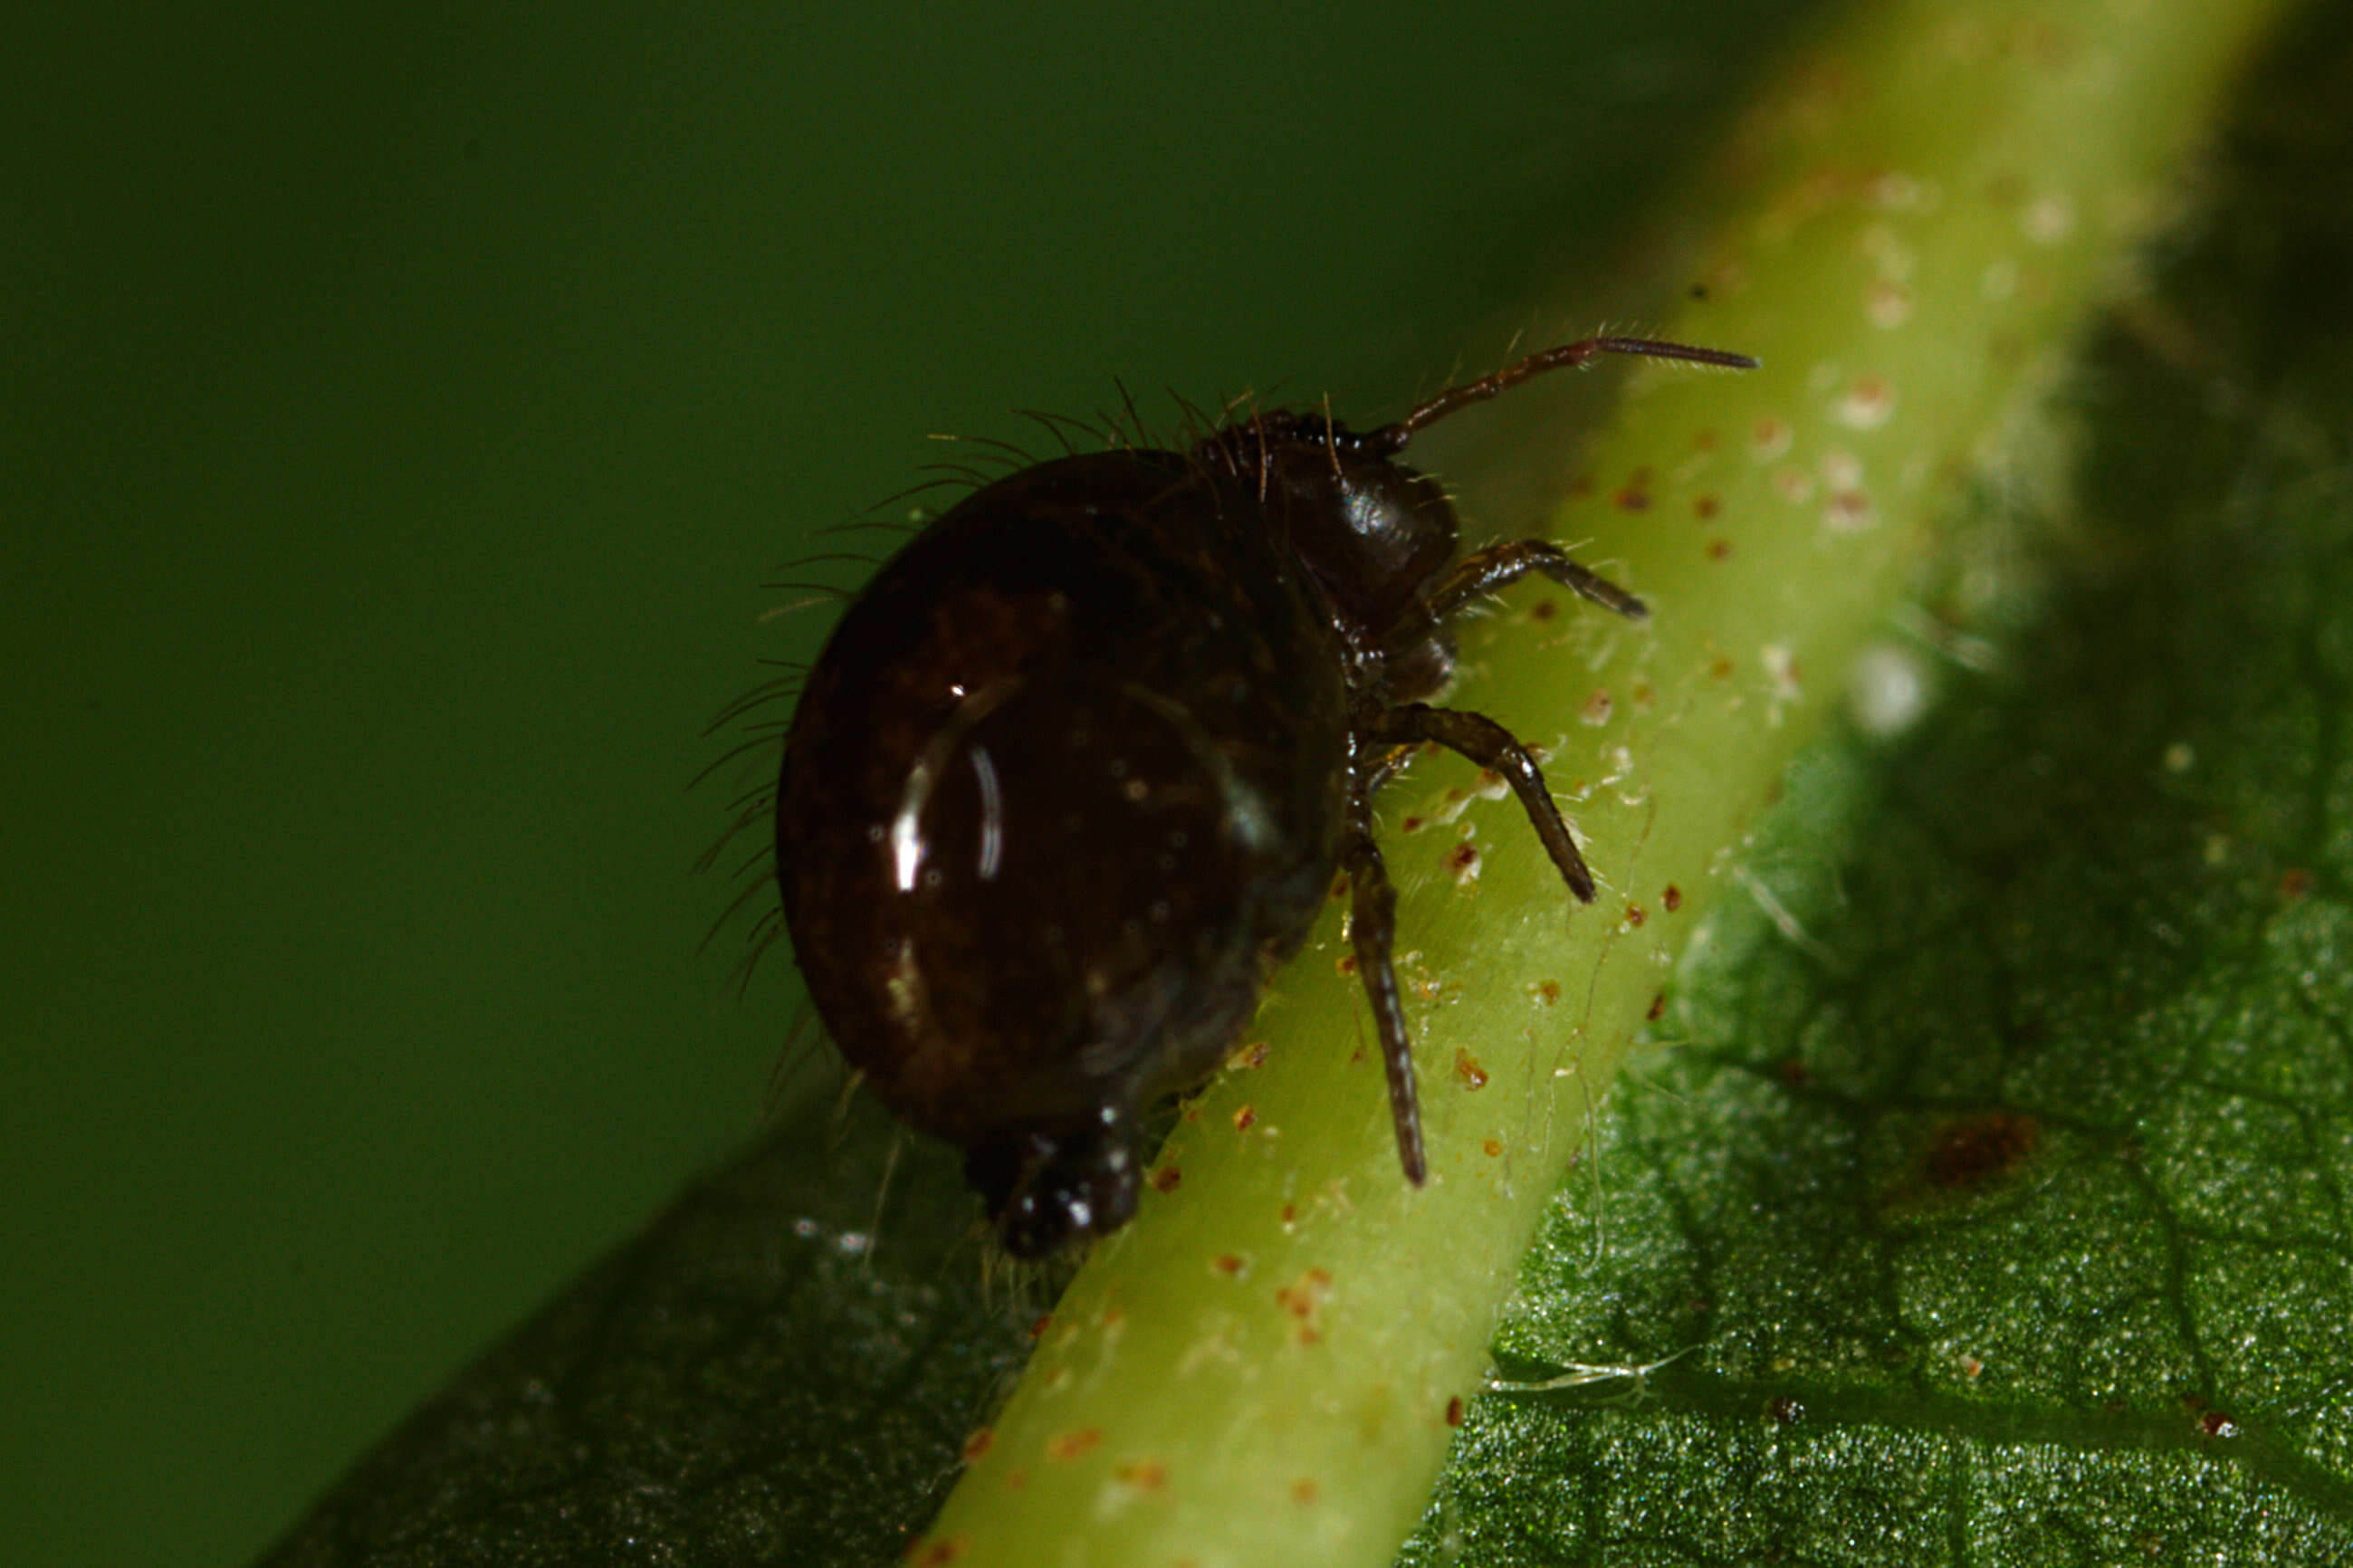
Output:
[{"xmin": 1406, "ymin": 31, "xmax": 2353, "ymax": 1556}]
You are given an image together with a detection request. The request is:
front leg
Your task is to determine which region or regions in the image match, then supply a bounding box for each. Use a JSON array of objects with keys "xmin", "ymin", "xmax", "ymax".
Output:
[
  {"xmin": 1426, "ymin": 539, "xmax": 1647, "ymax": 624},
  {"xmin": 1372, "ymin": 703, "xmax": 1598, "ymax": 904}
]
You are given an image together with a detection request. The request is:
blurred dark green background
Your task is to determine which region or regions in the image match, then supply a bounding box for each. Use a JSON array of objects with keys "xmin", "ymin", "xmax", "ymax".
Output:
[{"xmin": 2, "ymin": 5, "xmax": 1810, "ymax": 1562}]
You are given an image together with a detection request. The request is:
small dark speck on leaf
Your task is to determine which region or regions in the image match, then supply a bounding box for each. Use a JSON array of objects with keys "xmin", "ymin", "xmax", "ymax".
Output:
[
  {"xmin": 1115, "ymin": 1459, "xmax": 1167, "ymax": 1490},
  {"xmin": 1046, "ymin": 1428, "xmax": 1103, "ymax": 1461},
  {"xmin": 1926, "ymin": 1110, "xmax": 2040, "ymax": 1189}
]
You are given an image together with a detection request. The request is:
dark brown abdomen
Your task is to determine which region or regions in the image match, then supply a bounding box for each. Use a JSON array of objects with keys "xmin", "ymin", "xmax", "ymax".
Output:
[{"xmin": 778, "ymin": 451, "xmax": 1351, "ymax": 1150}]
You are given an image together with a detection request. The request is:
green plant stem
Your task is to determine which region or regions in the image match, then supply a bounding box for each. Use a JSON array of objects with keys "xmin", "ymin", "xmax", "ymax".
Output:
[{"xmin": 914, "ymin": 2, "xmax": 2300, "ymax": 1563}]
